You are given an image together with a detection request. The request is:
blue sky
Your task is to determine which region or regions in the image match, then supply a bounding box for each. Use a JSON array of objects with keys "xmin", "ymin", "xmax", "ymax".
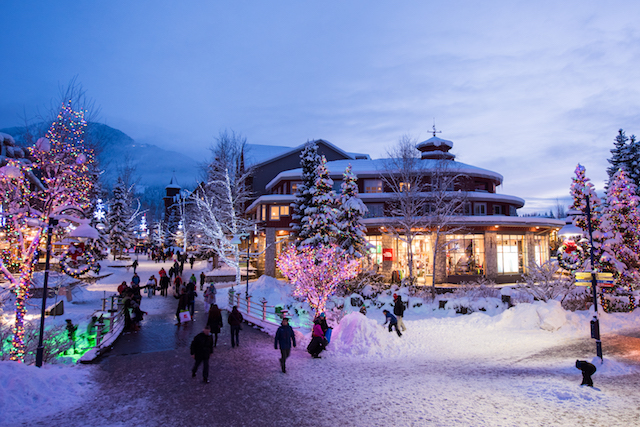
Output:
[{"xmin": 2, "ymin": 1, "xmax": 640, "ymax": 213}]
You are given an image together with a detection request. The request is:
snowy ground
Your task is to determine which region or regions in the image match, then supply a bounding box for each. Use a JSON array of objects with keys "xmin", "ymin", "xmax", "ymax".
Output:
[{"xmin": 1, "ymin": 258, "xmax": 639, "ymax": 426}]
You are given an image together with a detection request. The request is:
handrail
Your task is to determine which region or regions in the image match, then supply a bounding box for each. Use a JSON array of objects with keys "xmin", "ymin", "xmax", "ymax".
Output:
[{"xmin": 228, "ymin": 288, "xmax": 309, "ymax": 329}]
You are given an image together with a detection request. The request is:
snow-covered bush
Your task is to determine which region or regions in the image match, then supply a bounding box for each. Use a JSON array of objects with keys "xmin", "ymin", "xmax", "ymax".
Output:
[
  {"xmin": 519, "ymin": 260, "xmax": 574, "ymax": 302},
  {"xmin": 455, "ymin": 277, "xmax": 500, "ymax": 299}
]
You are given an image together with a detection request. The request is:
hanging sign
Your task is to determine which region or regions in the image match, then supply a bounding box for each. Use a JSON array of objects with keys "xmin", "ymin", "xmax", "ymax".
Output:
[
  {"xmin": 382, "ymin": 248, "xmax": 394, "ymax": 261},
  {"xmin": 574, "ymin": 272, "xmax": 615, "ymax": 287}
]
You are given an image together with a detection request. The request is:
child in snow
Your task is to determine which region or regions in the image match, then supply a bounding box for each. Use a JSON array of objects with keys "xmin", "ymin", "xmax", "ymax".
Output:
[{"xmin": 382, "ymin": 309, "xmax": 402, "ymax": 337}]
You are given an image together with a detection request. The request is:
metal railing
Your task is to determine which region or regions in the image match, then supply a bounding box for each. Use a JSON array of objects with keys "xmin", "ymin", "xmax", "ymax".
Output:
[
  {"xmin": 93, "ymin": 294, "xmax": 125, "ymax": 347},
  {"xmin": 228, "ymin": 288, "xmax": 308, "ymax": 328}
]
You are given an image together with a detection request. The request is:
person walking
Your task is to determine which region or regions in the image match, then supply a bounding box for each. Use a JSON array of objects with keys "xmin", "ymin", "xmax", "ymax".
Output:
[
  {"xmin": 131, "ymin": 259, "xmax": 139, "ymax": 274},
  {"xmin": 275, "ymin": 318, "xmax": 296, "ymax": 373},
  {"xmin": 307, "ymin": 318, "xmax": 326, "ymax": 359},
  {"xmin": 206, "ymin": 304, "xmax": 224, "ymax": 347},
  {"xmin": 159, "ymin": 273, "xmax": 170, "ymax": 297},
  {"xmin": 199, "ymin": 271, "xmax": 206, "ymax": 291},
  {"xmin": 204, "ymin": 284, "xmax": 217, "ymax": 311},
  {"xmin": 393, "ymin": 294, "xmax": 407, "ymax": 331},
  {"xmin": 186, "ymin": 281, "xmax": 197, "ymax": 319},
  {"xmin": 145, "ymin": 275, "xmax": 158, "ymax": 298},
  {"xmin": 175, "ymin": 289, "xmax": 189, "ymax": 325},
  {"xmin": 382, "ymin": 309, "xmax": 402, "ymax": 337},
  {"xmin": 227, "ymin": 306, "xmax": 244, "ymax": 348},
  {"xmin": 189, "ymin": 255, "xmax": 195, "ymax": 270},
  {"xmin": 190, "ymin": 325, "xmax": 214, "ymax": 384}
]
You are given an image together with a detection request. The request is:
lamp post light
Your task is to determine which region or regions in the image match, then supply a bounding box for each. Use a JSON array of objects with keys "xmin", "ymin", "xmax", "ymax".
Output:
[
  {"xmin": 35, "ymin": 217, "xmax": 99, "ymax": 367},
  {"xmin": 585, "ymin": 194, "xmax": 603, "ymax": 362}
]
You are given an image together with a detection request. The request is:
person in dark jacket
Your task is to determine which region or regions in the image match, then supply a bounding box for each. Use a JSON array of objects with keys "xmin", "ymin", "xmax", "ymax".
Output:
[
  {"xmin": 393, "ymin": 294, "xmax": 407, "ymax": 331},
  {"xmin": 206, "ymin": 304, "xmax": 224, "ymax": 347},
  {"xmin": 191, "ymin": 326, "xmax": 214, "ymax": 383},
  {"xmin": 186, "ymin": 281, "xmax": 197, "ymax": 319},
  {"xmin": 199, "ymin": 271, "xmax": 206, "ymax": 291},
  {"xmin": 227, "ymin": 306, "xmax": 244, "ymax": 348},
  {"xmin": 175, "ymin": 289, "xmax": 189, "ymax": 325},
  {"xmin": 131, "ymin": 259, "xmax": 139, "ymax": 274},
  {"xmin": 383, "ymin": 309, "xmax": 402, "ymax": 337},
  {"xmin": 275, "ymin": 318, "xmax": 296, "ymax": 373},
  {"xmin": 575, "ymin": 360, "xmax": 597, "ymax": 386},
  {"xmin": 159, "ymin": 274, "xmax": 170, "ymax": 297}
]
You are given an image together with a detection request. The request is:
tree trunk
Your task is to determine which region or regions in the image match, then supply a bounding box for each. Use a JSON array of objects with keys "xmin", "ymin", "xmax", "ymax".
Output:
[{"xmin": 431, "ymin": 232, "xmax": 440, "ymax": 299}]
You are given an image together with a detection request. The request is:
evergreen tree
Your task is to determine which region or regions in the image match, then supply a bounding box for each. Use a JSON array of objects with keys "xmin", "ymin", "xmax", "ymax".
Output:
[
  {"xmin": 599, "ymin": 169, "xmax": 640, "ymax": 291},
  {"xmin": 607, "ymin": 129, "xmax": 640, "ymax": 191},
  {"xmin": 107, "ymin": 177, "xmax": 133, "ymax": 259},
  {"xmin": 164, "ymin": 205, "xmax": 180, "ymax": 248},
  {"xmin": 569, "ymin": 164, "xmax": 604, "ymax": 269},
  {"xmin": 291, "ymin": 141, "xmax": 321, "ymax": 246},
  {"xmin": 336, "ymin": 164, "xmax": 370, "ymax": 257},
  {"xmin": 301, "ymin": 155, "xmax": 339, "ymax": 247},
  {"xmin": 151, "ymin": 220, "xmax": 165, "ymax": 247}
]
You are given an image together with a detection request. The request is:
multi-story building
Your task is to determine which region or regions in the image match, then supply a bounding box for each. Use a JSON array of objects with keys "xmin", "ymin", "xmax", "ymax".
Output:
[{"xmin": 245, "ymin": 135, "xmax": 564, "ymax": 284}]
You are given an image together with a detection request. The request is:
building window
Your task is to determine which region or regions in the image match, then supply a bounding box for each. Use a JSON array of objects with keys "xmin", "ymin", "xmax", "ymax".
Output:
[
  {"xmin": 532, "ymin": 234, "xmax": 549, "ymax": 267},
  {"xmin": 497, "ymin": 234, "xmax": 525, "ymax": 274},
  {"xmin": 364, "ymin": 203, "xmax": 384, "ymax": 218},
  {"xmin": 446, "ymin": 235, "xmax": 485, "ymax": 275},
  {"xmin": 291, "ymin": 181, "xmax": 302, "ymax": 194},
  {"xmin": 366, "ymin": 235, "xmax": 383, "ymax": 265},
  {"xmin": 509, "ymin": 206, "xmax": 517, "ymax": 216},
  {"xmin": 400, "ymin": 182, "xmax": 411, "ymax": 192},
  {"xmin": 261, "ymin": 205, "xmax": 266, "ymax": 221},
  {"xmin": 463, "ymin": 203, "xmax": 472, "ymax": 215},
  {"xmin": 332, "ymin": 180, "xmax": 342, "ymax": 192},
  {"xmin": 364, "ymin": 179, "xmax": 383, "ymax": 193},
  {"xmin": 493, "ymin": 205, "xmax": 503, "ymax": 215},
  {"xmin": 474, "ymin": 203, "xmax": 487, "ymax": 216},
  {"xmin": 269, "ymin": 205, "xmax": 290, "ymax": 221}
]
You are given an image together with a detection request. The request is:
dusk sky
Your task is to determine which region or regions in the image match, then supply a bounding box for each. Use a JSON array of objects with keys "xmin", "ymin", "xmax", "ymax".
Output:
[{"xmin": 2, "ymin": 1, "xmax": 640, "ymax": 213}]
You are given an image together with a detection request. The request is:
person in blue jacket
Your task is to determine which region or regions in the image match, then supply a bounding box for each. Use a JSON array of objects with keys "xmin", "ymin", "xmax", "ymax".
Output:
[
  {"xmin": 275, "ymin": 318, "xmax": 296, "ymax": 373},
  {"xmin": 382, "ymin": 309, "xmax": 402, "ymax": 337}
]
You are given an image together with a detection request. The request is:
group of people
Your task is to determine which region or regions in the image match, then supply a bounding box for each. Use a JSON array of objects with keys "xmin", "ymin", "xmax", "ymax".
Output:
[{"xmin": 117, "ymin": 274, "xmax": 149, "ymax": 331}]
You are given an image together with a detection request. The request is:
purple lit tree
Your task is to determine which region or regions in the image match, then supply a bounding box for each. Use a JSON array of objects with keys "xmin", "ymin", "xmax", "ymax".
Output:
[{"xmin": 277, "ymin": 244, "xmax": 360, "ymax": 315}]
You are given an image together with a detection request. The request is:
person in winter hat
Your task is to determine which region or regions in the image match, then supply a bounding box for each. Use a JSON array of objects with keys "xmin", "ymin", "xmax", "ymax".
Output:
[
  {"xmin": 393, "ymin": 294, "xmax": 407, "ymax": 331},
  {"xmin": 275, "ymin": 318, "xmax": 297, "ymax": 373},
  {"xmin": 382, "ymin": 309, "xmax": 402, "ymax": 337},
  {"xmin": 190, "ymin": 325, "xmax": 214, "ymax": 383},
  {"xmin": 575, "ymin": 360, "xmax": 597, "ymax": 387}
]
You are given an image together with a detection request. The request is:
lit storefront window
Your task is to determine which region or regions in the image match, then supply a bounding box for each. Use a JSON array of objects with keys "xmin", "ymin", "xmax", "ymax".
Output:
[
  {"xmin": 446, "ymin": 235, "xmax": 485, "ymax": 275},
  {"xmin": 532, "ymin": 234, "xmax": 549, "ymax": 266},
  {"xmin": 366, "ymin": 235, "xmax": 383, "ymax": 264},
  {"xmin": 497, "ymin": 234, "xmax": 525, "ymax": 274}
]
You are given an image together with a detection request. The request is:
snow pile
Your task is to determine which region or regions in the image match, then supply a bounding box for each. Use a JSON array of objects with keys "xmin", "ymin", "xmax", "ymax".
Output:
[
  {"xmin": 0, "ymin": 361, "xmax": 94, "ymax": 424},
  {"xmin": 247, "ymin": 275, "xmax": 293, "ymax": 307},
  {"xmin": 329, "ymin": 312, "xmax": 397, "ymax": 357}
]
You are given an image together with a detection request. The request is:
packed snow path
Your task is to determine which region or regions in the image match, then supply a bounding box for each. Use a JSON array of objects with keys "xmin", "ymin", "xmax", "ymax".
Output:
[{"xmin": 16, "ymin": 258, "xmax": 640, "ymax": 427}]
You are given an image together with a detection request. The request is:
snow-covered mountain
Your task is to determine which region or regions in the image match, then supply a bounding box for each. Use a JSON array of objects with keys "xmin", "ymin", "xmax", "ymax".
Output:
[{"xmin": 0, "ymin": 122, "xmax": 203, "ymax": 191}]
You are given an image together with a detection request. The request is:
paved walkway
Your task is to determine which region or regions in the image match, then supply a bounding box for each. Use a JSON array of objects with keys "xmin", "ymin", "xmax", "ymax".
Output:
[{"xmin": 31, "ymin": 294, "xmax": 319, "ymax": 427}]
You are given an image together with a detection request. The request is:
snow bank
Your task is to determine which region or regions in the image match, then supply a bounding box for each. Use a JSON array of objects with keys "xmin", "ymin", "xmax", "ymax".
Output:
[{"xmin": 0, "ymin": 361, "xmax": 95, "ymax": 425}]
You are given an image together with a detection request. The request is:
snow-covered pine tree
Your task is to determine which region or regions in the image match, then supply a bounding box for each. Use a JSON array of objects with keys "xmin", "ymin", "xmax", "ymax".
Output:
[
  {"xmin": 336, "ymin": 164, "xmax": 370, "ymax": 257},
  {"xmin": 599, "ymin": 169, "xmax": 640, "ymax": 292},
  {"xmin": 151, "ymin": 221, "xmax": 165, "ymax": 247},
  {"xmin": 164, "ymin": 205, "xmax": 180, "ymax": 248},
  {"xmin": 300, "ymin": 155, "xmax": 339, "ymax": 247},
  {"xmin": 607, "ymin": 130, "xmax": 631, "ymax": 182},
  {"xmin": 107, "ymin": 177, "xmax": 133, "ymax": 259},
  {"xmin": 291, "ymin": 141, "xmax": 321, "ymax": 246},
  {"xmin": 606, "ymin": 129, "xmax": 640, "ymax": 192}
]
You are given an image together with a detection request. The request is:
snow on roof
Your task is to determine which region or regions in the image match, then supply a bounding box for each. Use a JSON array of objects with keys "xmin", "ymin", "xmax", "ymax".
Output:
[
  {"xmin": 251, "ymin": 139, "xmax": 356, "ymax": 169},
  {"xmin": 416, "ymin": 136, "xmax": 453, "ymax": 150},
  {"xmin": 265, "ymin": 158, "xmax": 504, "ymax": 191},
  {"xmin": 362, "ymin": 215, "xmax": 565, "ymax": 228}
]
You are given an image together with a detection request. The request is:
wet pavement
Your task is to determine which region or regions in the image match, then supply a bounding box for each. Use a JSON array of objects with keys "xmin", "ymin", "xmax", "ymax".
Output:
[{"xmin": 30, "ymin": 294, "xmax": 322, "ymax": 427}]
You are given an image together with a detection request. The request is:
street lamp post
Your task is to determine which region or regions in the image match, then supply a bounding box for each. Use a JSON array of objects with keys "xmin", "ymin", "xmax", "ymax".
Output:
[
  {"xmin": 245, "ymin": 234, "xmax": 250, "ymax": 300},
  {"xmin": 35, "ymin": 217, "xmax": 58, "ymax": 367},
  {"xmin": 585, "ymin": 194, "xmax": 603, "ymax": 362},
  {"xmin": 35, "ymin": 216, "xmax": 99, "ymax": 367}
]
